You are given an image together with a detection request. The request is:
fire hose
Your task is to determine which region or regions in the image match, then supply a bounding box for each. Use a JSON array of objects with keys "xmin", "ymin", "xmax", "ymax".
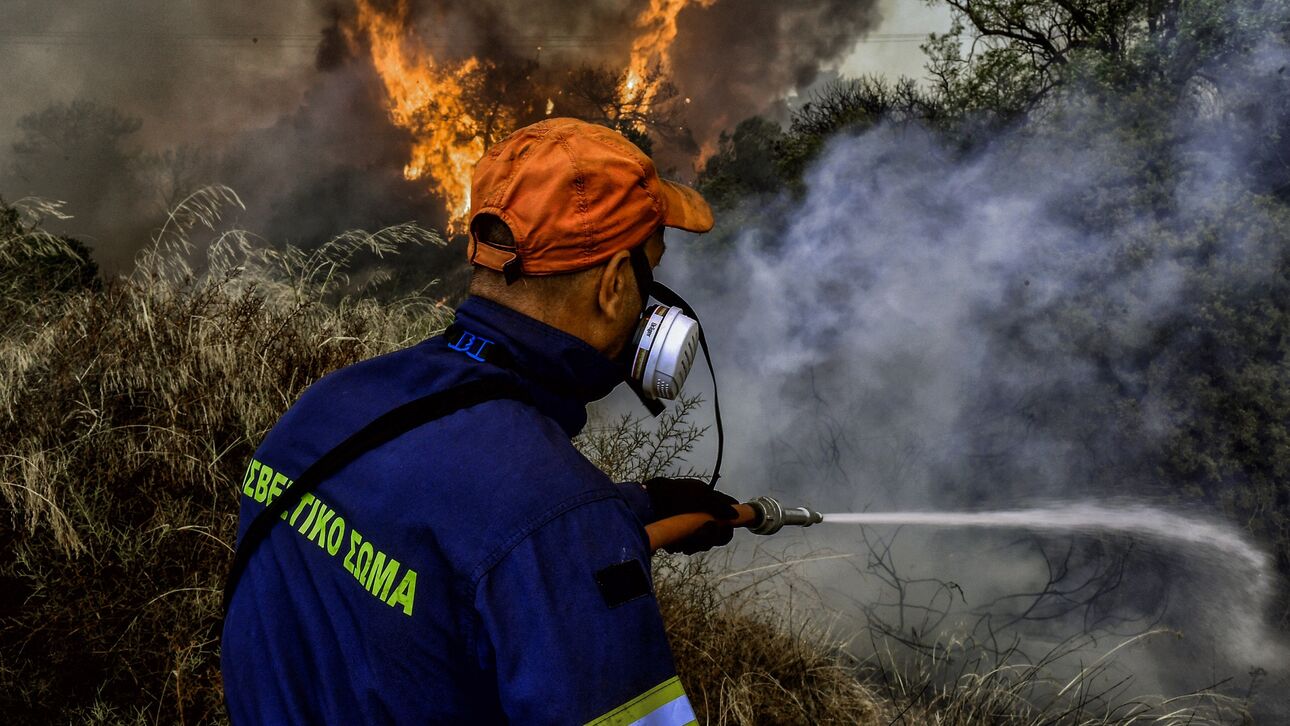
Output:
[{"xmin": 644, "ymin": 496, "xmax": 823, "ymax": 552}]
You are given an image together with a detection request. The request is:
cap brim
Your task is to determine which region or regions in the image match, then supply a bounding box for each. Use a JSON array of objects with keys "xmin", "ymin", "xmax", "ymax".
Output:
[{"xmin": 659, "ymin": 179, "xmax": 715, "ymax": 233}]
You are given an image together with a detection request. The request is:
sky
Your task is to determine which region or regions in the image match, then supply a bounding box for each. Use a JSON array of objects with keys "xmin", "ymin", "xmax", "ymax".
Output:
[{"xmin": 838, "ymin": 0, "xmax": 951, "ymax": 79}]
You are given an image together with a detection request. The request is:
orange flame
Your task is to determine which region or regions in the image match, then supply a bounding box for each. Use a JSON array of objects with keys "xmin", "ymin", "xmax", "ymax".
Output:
[
  {"xmin": 620, "ymin": 0, "xmax": 714, "ymax": 121},
  {"xmin": 351, "ymin": 0, "xmax": 482, "ymax": 231},
  {"xmin": 352, "ymin": 0, "xmax": 708, "ymax": 232}
]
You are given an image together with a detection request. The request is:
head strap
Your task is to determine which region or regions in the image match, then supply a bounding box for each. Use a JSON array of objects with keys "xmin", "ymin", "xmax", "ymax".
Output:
[{"xmin": 628, "ymin": 243, "xmax": 654, "ymax": 312}]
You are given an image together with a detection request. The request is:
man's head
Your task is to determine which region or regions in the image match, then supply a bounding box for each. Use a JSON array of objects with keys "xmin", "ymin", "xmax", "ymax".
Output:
[
  {"xmin": 464, "ymin": 118, "xmax": 713, "ymax": 359},
  {"xmin": 469, "ymin": 215, "xmax": 664, "ymax": 359}
]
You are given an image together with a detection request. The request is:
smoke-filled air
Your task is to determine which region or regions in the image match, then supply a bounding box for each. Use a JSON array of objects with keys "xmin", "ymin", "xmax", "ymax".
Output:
[{"xmin": 3, "ymin": 0, "xmax": 1290, "ymax": 723}]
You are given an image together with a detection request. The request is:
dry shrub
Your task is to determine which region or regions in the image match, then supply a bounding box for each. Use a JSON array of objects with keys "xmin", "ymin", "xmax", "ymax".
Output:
[
  {"xmin": 577, "ymin": 395, "xmax": 709, "ymax": 482},
  {"xmin": 860, "ymin": 632, "xmax": 1249, "ymax": 725},
  {"xmin": 0, "ymin": 189, "xmax": 447, "ymax": 723},
  {"xmin": 655, "ymin": 553, "xmax": 887, "ymax": 725}
]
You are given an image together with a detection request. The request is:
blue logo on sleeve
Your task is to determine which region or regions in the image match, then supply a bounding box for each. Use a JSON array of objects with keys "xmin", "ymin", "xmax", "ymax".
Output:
[{"xmin": 448, "ymin": 329, "xmax": 495, "ymax": 362}]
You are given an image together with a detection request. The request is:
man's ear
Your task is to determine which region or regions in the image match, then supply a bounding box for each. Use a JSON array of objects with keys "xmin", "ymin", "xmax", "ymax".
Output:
[{"xmin": 596, "ymin": 249, "xmax": 636, "ymax": 319}]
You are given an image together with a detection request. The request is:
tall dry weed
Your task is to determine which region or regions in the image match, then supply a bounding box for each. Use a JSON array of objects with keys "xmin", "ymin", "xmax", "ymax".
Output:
[{"xmin": 0, "ymin": 189, "xmax": 447, "ymax": 722}]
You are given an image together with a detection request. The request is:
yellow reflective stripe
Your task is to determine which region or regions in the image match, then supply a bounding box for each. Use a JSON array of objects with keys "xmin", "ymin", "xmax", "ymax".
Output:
[
  {"xmin": 628, "ymin": 695, "xmax": 696, "ymax": 726},
  {"xmin": 585, "ymin": 676, "xmax": 689, "ymax": 726}
]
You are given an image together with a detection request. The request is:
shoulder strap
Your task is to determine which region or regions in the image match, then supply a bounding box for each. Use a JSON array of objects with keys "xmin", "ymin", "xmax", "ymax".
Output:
[{"xmin": 221, "ymin": 376, "xmax": 528, "ymax": 617}]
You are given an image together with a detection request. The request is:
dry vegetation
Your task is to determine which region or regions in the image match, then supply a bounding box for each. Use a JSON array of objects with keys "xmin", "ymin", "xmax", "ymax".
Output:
[
  {"xmin": 0, "ymin": 189, "xmax": 447, "ymax": 723},
  {"xmin": 0, "ymin": 190, "xmax": 1250, "ymax": 724}
]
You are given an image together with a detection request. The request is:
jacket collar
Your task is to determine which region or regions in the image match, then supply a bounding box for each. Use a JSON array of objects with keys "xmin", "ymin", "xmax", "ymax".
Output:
[{"xmin": 448, "ymin": 296, "xmax": 624, "ymax": 437}]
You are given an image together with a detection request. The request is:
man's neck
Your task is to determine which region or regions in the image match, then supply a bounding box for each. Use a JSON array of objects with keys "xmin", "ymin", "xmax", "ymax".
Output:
[{"xmin": 470, "ymin": 290, "xmax": 603, "ymax": 352}]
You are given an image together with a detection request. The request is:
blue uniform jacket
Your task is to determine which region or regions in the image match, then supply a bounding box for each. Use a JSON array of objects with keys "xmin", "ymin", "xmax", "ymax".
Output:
[{"xmin": 222, "ymin": 296, "xmax": 697, "ymax": 725}]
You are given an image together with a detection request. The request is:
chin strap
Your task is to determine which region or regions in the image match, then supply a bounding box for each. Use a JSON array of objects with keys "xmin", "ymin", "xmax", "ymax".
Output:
[{"xmin": 648, "ymin": 281, "xmax": 724, "ymax": 490}]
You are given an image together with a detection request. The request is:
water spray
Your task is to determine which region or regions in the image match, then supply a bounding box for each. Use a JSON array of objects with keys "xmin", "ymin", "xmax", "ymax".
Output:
[
  {"xmin": 821, "ymin": 503, "xmax": 1271, "ymax": 571},
  {"xmin": 646, "ymin": 499, "xmax": 1268, "ymax": 575}
]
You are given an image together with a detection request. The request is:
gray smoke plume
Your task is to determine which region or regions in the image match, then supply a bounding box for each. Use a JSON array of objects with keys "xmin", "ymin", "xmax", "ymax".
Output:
[
  {"xmin": 0, "ymin": 1, "xmax": 339, "ymax": 270},
  {"xmin": 636, "ymin": 53, "xmax": 1290, "ymax": 725},
  {"xmin": 668, "ymin": 0, "xmax": 883, "ymax": 154},
  {"xmin": 0, "ymin": 0, "xmax": 322, "ymax": 151}
]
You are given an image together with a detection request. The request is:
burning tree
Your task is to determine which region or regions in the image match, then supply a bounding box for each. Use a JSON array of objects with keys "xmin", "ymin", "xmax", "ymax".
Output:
[{"xmin": 338, "ymin": 0, "xmax": 705, "ymax": 233}]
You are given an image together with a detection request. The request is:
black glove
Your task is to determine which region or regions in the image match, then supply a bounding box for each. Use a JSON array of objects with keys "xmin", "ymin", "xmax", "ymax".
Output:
[
  {"xmin": 641, "ymin": 477, "xmax": 740, "ymax": 554},
  {"xmin": 642, "ymin": 476, "xmax": 739, "ymax": 520},
  {"xmin": 666, "ymin": 518, "xmax": 735, "ymax": 555}
]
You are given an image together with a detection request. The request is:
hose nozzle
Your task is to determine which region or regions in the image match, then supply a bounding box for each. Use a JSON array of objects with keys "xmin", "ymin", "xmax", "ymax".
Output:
[
  {"xmin": 644, "ymin": 495, "xmax": 824, "ymax": 552},
  {"xmin": 746, "ymin": 496, "xmax": 824, "ymax": 535}
]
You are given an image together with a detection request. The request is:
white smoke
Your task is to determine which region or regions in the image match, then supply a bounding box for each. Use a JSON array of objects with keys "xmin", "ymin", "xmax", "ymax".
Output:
[{"xmin": 637, "ymin": 113, "xmax": 1290, "ymax": 715}]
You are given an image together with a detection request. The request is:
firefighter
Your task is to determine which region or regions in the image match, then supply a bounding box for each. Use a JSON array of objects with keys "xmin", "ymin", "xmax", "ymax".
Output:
[{"xmin": 222, "ymin": 117, "xmax": 739, "ymax": 724}]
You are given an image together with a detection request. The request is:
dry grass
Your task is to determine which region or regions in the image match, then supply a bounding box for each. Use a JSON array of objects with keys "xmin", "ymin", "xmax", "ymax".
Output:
[
  {"xmin": 861, "ymin": 631, "xmax": 1249, "ymax": 725},
  {"xmin": 654, "ymin": 553, "xmax": 888, "ymax": 725},
  {"xmin": 0, "ymin": 189, "xmax": 448, "ymax": 723},
  {"xmin": 0, "ymin": 191, "xmax": 1253, "ymax": 724}
]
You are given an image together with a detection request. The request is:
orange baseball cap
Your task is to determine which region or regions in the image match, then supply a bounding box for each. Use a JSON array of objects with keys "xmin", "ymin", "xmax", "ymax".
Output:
[{"xmin": 467, "ymin": 117, "xmax": 714, "ymax": 276}]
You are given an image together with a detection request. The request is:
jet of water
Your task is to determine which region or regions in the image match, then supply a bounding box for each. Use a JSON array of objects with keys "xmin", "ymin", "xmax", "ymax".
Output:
[{"xmin": 822, "ymin": 502, "xmax": 1269, "ymax": 573}]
